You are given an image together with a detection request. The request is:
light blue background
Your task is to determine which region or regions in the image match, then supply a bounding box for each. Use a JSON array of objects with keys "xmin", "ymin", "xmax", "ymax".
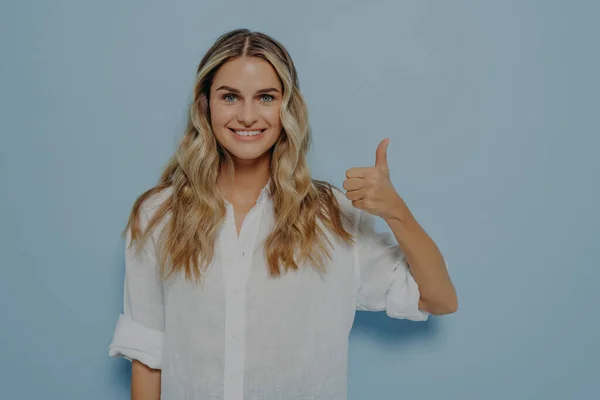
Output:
[{"xmin": 1, "ymin": 1, "xmax": 598, "ymax": 399}]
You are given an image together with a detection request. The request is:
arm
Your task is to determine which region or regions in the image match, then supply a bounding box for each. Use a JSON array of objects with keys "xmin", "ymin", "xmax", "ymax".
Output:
[
  {"xmin": 385, "ymin": 211, "xmax": 457, "ymax": 315},
  {"xmin": 344, "ymin": 138, "xmax": 458, "ymax": 316},
  {"xmin": 108, "ymin": 202, "xmax": 166, "ymax": 395},
  {"xmin": 131, "ymin": 360, "xmax": 161, "ymax": 400}
]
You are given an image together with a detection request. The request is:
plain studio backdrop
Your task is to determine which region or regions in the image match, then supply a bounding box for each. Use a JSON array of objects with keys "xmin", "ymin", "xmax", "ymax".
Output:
[{"xmin": 1, "ymin": 1, "xmax": 598, "ymax": 399}]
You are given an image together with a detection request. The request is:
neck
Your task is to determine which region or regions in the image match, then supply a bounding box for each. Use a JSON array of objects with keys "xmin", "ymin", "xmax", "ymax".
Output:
[{"xmin": 217, "ymin": 153, "xmax": 271, "ymax": 205}]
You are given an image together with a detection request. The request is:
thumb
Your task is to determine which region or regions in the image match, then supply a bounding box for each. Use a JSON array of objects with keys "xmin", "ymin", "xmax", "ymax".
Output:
[{"xmin": 375, "ymin": 138, "xmax": 390, "ymax": 170}]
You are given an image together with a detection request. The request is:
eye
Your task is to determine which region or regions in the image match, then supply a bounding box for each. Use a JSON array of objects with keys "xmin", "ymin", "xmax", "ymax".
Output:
[
  {"xmin": 259, "ymin": 94, "xmax": 274, "ymax": 103},
  {"xmin": 222, "ymin": 93, "xmax": 238, "ymax": 103}
]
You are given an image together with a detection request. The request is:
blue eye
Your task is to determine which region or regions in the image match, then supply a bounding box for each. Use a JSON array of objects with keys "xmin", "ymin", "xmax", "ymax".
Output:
[
  {"xmin": 260, "ymin": 94, "xmax": 274, "ymax": 103},
  {"xmin": 223, "ymin": 94, "xmax": 237, "ymax": 103}
]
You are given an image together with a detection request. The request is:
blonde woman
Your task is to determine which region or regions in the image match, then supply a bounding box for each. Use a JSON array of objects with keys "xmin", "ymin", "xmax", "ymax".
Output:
[{"xmin": 108, "ymin": 29, "xmax": 457, "ymax": 400}]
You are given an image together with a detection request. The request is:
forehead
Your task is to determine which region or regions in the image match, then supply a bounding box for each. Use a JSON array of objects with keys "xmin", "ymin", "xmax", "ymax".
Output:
[{"xmin": 212, "ymin": 57, "xmax": 282, "ymax": 92}]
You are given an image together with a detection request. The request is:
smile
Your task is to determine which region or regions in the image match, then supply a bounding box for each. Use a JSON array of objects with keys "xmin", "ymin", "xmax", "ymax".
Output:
[
  {"xmin": 229, "ymin": 128, "xmax": 266, "ymax": 137},
  {"xmin": 234, "ymin": 130, "xmax": 263, "ymax": 136}
]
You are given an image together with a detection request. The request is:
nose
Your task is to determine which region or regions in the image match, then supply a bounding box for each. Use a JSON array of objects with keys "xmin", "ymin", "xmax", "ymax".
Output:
[{"xmin": 238, "ymin": 101, "xmax": 258, "ymax": 126}]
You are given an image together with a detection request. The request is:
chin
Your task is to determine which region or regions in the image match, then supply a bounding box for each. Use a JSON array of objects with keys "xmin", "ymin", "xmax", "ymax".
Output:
[{"xmin": 228, "ymin": 149, "xmax": 269, "ymax": 160}]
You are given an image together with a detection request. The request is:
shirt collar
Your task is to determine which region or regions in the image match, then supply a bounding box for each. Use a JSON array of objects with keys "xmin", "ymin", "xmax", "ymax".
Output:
[
  {"xmin": 261, "ymin": 177, "xmax": 272, "ymax": 196},
  {"xmin": 223, "ymin": 177, "xmax": 272, "ymax": 207}
]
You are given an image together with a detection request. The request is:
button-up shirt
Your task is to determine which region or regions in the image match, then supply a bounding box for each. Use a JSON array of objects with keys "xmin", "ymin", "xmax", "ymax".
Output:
[{"xmin": 109, "ymin": 180, "xmax": 429, "ymax": 399}]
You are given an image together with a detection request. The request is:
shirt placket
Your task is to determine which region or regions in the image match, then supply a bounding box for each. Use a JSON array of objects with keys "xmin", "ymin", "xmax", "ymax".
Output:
[{"xmin": 223, "ymin": 198, "xmax": 266, "ymax": 400}]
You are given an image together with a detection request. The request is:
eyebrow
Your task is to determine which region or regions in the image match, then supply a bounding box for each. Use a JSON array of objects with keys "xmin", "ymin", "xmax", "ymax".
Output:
[{"xmin": 215, "ymin": 85, "xmax": 280, "ymax": 95}]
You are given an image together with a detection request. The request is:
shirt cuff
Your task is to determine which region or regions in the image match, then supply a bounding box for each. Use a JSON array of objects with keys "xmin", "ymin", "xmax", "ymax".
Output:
[
  {"xmin": 108, "ymin": 314, "xmax": 164, "ymax": 369},
  {"xmin": 384, "ymin": 261, "xmax": 430, "ymax": 321}
]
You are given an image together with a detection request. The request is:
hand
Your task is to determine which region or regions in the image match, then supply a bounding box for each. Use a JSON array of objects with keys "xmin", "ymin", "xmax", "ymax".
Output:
[{"xmin": 343, "ymin": 138, "xmax": 411, "ymax": 221}]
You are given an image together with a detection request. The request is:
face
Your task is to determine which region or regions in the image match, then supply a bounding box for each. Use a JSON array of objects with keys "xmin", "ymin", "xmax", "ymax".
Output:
[{"xmin": 209, "ymin": 57, "xmax": 283, "ymax": 164}]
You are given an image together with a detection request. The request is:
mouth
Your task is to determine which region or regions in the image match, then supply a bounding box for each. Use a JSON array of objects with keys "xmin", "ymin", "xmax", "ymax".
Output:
[{"xmin": 228, "ymin": 128, "xmax": 267, "ymax": 140}]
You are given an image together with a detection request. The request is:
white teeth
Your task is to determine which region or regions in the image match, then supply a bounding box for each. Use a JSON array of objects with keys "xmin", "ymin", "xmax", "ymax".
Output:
[{"xmin": 234, "ymin": 130, "xmax": 262, "ymax": 137}]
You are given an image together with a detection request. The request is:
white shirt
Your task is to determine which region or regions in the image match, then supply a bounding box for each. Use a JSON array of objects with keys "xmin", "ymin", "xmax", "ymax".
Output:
[{"xmin": 109, "ymin": 181, "xmax": 429, "ymax": 399}]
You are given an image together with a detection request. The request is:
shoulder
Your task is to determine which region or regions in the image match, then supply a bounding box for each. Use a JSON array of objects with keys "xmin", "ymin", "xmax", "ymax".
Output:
[
  {"xmin": 138, "ymin": 185, "xmax": 174, "ymax": 221},
  {"xmin": 329, "ymin": 186, "xmax": 354, "ymax": 216},
  {"xmin": 328, "ymin": 184, "xmax": 381, "ymax": 236},
  {"xmin": 318, "ymin": 181, "xmax": 361, "ymax": 231}
]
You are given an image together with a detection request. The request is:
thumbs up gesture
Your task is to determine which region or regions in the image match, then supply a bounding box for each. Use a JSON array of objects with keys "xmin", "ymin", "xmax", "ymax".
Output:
[{"xmin": 343, "ymin": 139, "xmax": 410, "ymax": 222}]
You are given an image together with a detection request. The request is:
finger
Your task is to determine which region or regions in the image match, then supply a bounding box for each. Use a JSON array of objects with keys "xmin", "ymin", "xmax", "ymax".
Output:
[
  {"xmin": 345, "ymin": 167, "xmax": 370, "ymax": 179},
  {"xmin": 342, "ymin": 178, "xmax": 363, "ymax": 191},
  {"xmin": 375, "ymin": 138, "xmax": 390, "ymax": 171},
  {"xmin": 351, "ymin": 199, "xmax": 365, "ymax": 209},
  {"xmin": 345, "ymin": 188, "xmax": 366, "ymax": 202}
]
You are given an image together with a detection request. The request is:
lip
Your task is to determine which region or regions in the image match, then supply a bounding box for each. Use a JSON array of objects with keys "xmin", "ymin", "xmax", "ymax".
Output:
[
  {"xmin": 228, "ymin": 128, "xmax": 267, "ymax": 132},
  {"xmin": 228, "ymin": 128, "xmax": 266, "ymax": 142}
]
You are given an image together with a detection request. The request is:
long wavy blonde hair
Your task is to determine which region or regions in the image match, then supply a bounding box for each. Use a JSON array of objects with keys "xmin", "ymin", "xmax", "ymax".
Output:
[{"xmin": 125, "ymin": 29, "xmax": 354, "ymax": 284}]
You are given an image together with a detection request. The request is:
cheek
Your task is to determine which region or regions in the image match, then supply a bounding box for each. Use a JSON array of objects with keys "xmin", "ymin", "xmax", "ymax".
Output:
[
  {"xmin": 209, "ymin": 103, "xmax": 234, "ymax": 127},
  {"xmin": 263, "ymin": 107, "xmax": 282, "ymax": 127}
]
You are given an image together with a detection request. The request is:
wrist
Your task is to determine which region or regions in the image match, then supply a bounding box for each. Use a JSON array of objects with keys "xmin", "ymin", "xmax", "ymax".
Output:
[{"xmin": 385, "ymin": 196, "xmax": 413, "ymax": 223}]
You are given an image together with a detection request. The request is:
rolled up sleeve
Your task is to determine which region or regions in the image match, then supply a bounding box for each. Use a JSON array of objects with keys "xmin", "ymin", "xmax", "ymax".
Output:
[
  {"xmin": 108, "ymin": 207, "xmax": 165, "ymax": 369},
  {"xmin": 354, "ymin": 208, "xmax": 429, "ymax": 322}
]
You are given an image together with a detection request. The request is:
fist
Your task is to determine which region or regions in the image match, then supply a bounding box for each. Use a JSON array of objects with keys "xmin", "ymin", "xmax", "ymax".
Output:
[{"xmin": 343, "ymin": 138, "xmax": 407, "ymax": 221}]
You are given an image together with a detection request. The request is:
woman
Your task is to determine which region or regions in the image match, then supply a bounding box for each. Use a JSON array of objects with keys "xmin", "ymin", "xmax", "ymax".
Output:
[{"xmin": 109, "ymin": 28, "xmax": 457, "ymax": 400}]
